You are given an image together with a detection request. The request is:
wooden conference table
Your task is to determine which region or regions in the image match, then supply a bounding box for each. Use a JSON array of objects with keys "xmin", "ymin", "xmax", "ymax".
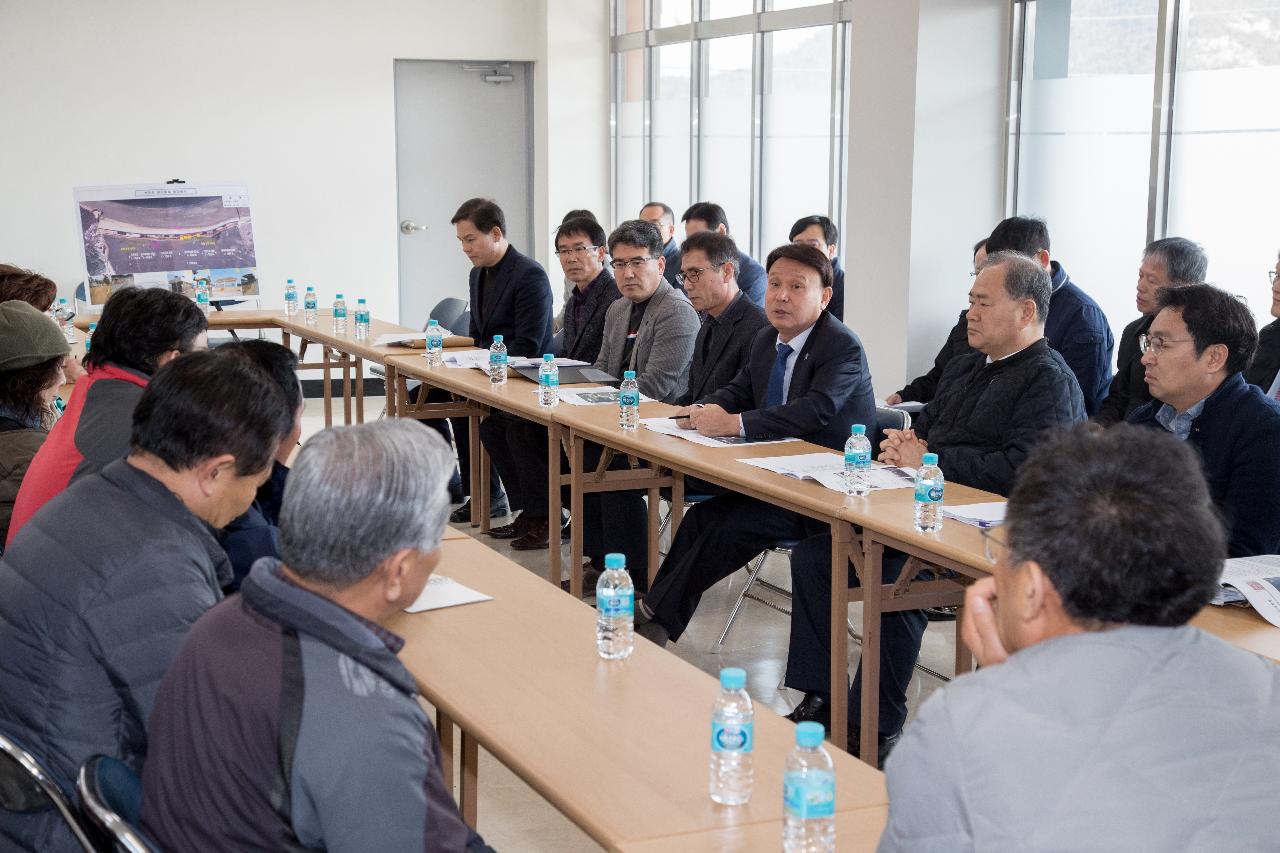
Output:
[{"xmin": 388, "ymin": 533, "xmax": 889, "ymax": 852}]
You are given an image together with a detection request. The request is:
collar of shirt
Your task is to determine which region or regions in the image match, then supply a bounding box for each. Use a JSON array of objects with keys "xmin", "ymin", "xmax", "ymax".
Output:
[
  {"xmin": 1155, "ymin": 396, "xmax": 1208, "ymax": 441},
  {"xmin": 775, "ymin": 322, "xmax": 817, "ymax": 398}
]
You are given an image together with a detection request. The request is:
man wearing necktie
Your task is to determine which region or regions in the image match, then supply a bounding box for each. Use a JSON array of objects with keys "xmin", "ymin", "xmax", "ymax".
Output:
[{"xmin": 634, "ymin": 243, "xmax": 875, "ymax": 647}]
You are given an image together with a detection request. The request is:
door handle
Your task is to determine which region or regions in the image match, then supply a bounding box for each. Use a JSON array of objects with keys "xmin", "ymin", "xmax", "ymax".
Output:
[{"xmin": 400, "ymin": 220, "xmax": 429, "ymax": 235}]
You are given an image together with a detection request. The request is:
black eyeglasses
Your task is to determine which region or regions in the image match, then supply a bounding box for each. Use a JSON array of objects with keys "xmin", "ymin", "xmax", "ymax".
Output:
[
  {"xmin": 554, "ymin": 245, "xmax": 598, "ymax": 257},
  {"xmin": 609, "ymin": 257, "xmax": 658, "ymax": 272}
]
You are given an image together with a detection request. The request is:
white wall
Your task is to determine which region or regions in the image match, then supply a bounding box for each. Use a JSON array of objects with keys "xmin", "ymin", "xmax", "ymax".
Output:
[
  {"xmin": 844, "ymin": 0, "xmax": 1008, "ymax": 398},
  {"xmin": 0, "ymin": 0, "xmax": 609, "ymax": 322}
]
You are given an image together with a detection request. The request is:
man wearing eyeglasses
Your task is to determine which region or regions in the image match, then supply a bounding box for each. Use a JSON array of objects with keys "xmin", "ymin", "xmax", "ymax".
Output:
[
  {"xmin": 1127, "ymin": 283, "xmax": 1280, "ymax": 557},
  {"xmin": 879, "ymin": 425, "xmax": 1280, "ymax": 851},
  {"xmin": 480, "ymin": 216, "xmax": 621, "ymax": 550},
  {"xmin": 675, "ymin": 230, "xmax": 769, "ymax": 407},
  {"xmin": 1095, "ymin": 237, "xmax": 1208, "ymax": 425},
  {"xmin": 1242, "ymin": 252, "xmax": 1280, "ymax": 395},
  {"xmin": 639, "ymin": 201, "xmax": 683, "ymax": 290}
]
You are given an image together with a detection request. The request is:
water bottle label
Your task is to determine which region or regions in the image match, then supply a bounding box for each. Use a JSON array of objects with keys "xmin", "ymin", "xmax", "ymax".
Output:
[
  {"xmin": 598, "ymin": 589, "xmax": 633, "ymax": 619},
  {"xmin": 427, "ymin": 334, "xmax": 443, "ymax": 348},
  {"xmin": 490, "ymin": 352, "xmax": 508, "ymax": 365},
  {"xmin": 540, "ymin": 374, "xmax": 560, "ymax": 388},
  {"xmin": 844, "ymin": 451, "xmax": 871, "ymax": 467},
  {"xmin": 334, "ymin": 308, "xmax": 347, "ymax": 317},
  {"xmin": 711, "ymin": 721, "xmax": 753, "ymax": 753},
  {"xmin": 914, "ymin": 482, "xmax": 944, "ymax": 503},
  {"xmin": 285, "ymin": 292, "xmax": 297, "ymax": 301},
  {"xmin": 356, "ymin": 311, "xmax": 369, "ymax": 323},
  {"xmin": 619, "ymin": 390, "xmax": 640, "ymax": 407},
  {"xmin": 784, "ymin": 771, "xmax": 835, "ymax": 819},
  {"xmin": 305, "ymin": 299, "xmax": 317, "ymax": 308}
]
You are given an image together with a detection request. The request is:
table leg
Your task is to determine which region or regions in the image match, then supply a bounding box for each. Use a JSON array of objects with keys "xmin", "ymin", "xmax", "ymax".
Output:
[
  {"xmin": 460, "ymin": 731, "xmax": 479, "ymax": 828},
  {"xmin": 857, "ymin": 536, "xmax": 884, "ymax": 765},
  {"xmin": 384, "ymin": 365, "xmax": 397, "ymax": 418},
  {"xmin": 570, "ymin": 435, "xmax": 585, "ymax": 598},
  {"xmin": 322, "ymin": 348, "xmax": 333, "ymax": 427},
  {"xmin": 670, "ymin": 472, "xmax": 685, "ymax": 541},
  {"xmin": 281, "ymin": 330, "xmax": 291, "ymax": 350},
  {"xmin": 436, "ymin": 709, "xmax": 456, "ymax": 790},
  {"xmin": 475, "ymin": 416, "xmax": 491, "ymax": 535},
  {"xmin": 342, "ymin": 355, "xmax": 353, "ymax": 425},
  {"xmin": 955, "ymin": 624, "xmax": 973, "ymax": 676},
  {"xmin": 547, "ymin": 421, "xmax": 562, "ymax": 588},
  {"xmin": 647, "ymin": 482, "xmax": 660, "ymax": 587},
  {"xmin": 355, "ymin": 356, "xmax": 365, "ymax": 424},
  {"xmin": 829, "ymin": 521, "xmax": 853, "ymax": 753},
  {"xmin": 468, "ymin": 412, "xmax": 482, "ymax": 528}
]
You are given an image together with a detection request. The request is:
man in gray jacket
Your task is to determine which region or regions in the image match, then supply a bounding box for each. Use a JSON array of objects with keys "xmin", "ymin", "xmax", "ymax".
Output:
[
  {"xmin": 878, "ymin": 424, "xmax": 1280, "ymax": 852},
  {"xmin": 141, "ymin": 420, "xmax": 492, "ymax": 852},
  {"xmin": 0, "ymin": 352, "xmax": 293, "ymax": 853}
]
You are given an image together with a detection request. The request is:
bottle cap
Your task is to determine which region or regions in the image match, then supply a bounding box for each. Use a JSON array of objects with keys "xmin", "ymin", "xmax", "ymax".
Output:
[
  {"xmin": 357, "ymin": 298, "xmax": 366, "ymax": 304},
  {"xmin": 604, "ymin": 553, "xmax": 625, "ymax": 570},
  {"xmin": 306, "ymin": 286, "xmax": 315, "ymax": 291},
  {"xmin": 335, "ymin": 293, "xmax": 344, "ymax": 299},
  {"xmin": 719, "ymin": 667, "xmax": 746, "ymax": 691},
  {"xmin": 796, "ymin": 721, "xmax": 825, "ymax": 748},
  {"xmin": 623, "ymin": 370, "xmax": 636, "ymax": 380},
  {"xmin": 428, "ymin": 319, "xmax": 439, "ymax": 326},
  {"xmin": 287, "ymin": 278, "xmax": 294, "ymax": 284},
  {"xmin": 851, "ymin": 424, "xmax": 866, "ymax": 435},
  {"xmin": 58, "ymin": 297, "xmax": 68, "ymax": 304},
  {"xmin": 544, "ymin": 353, "xmax": 555, "ymax": 361},
  {"xmin": 922, "ymin": 453, "xmax": 939, "ymax": 465},
  {"xmin": 493, "ymin": 334, "xmax": 504, "ymax": 343},
  {"xmin": 88, "ymin": 322, "xmax": 97, "ymax": 330}
]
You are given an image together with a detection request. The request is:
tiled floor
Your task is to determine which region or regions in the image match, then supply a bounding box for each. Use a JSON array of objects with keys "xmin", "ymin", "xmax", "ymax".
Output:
[{"xmin": 300, "ymin": 398, "xmax": 958, "ymax": 851}]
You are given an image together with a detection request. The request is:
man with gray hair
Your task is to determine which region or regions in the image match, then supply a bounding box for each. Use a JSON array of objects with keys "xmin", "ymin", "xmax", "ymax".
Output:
[
  {"xmin": 140, "ymin": 420, "xmax": 494, "ymax": 852},
  {"xmin": 784, "ymin": 252, "xmax": 1087, "ymax": 762},
  {"xmin": 1096, "ymin": 236, "xmax": 1208, "ymax": 424}
]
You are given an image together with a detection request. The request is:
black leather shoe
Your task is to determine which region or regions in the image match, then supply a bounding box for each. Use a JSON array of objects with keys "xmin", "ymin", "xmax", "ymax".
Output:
[
  {"xmin": 785, "ymin": 693, "xmax": 831, "ymax": 731},
  {"xmin": 561, "ymin": 559, "xmax": 602, "ymax": 595},
  {"xmin": 449, "ymin": 497, "xmax": 511, "ymax": 523},
  {"xmin": 848, "ymin": 727, "xmax": 902, "ymax": 768},
  {"xmin": 924, "ymin": 606, "xmax": 958, "ymax": 622},
  {"xmin": 486, "ymin": 516, "xmax": 525, "ymax": 539}
]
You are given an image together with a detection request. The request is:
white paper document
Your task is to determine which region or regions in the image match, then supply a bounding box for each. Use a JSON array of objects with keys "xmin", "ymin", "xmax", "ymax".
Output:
[
  {"xmin": 1209, "ymin": 555, "xmax": 1280, "ymax": 628},
  {"xmin": 738, "ymin": 452, "xmax": 916, "ymax": 493},
  {"xmin": 942, "ymin": 502, "xmax": 1007, "ymax": 529},
  {"xmin": 508, "ymin": 357, "xmax": 591, "ymax": 369},
  {"xmin": 639, "ymin": 417, "xmax": 801, "ymax": 448},
  {"xmin": 558, "ymin": 386, "xmax": 654, "ymax": 406},
  {"xmin": 404, "ymin": 575, "xmax": 493, "ymax": 613},
  {"xmin": 442, "ymin": 349, "xmax": 492, "ymax": 369},
  {"xmin": 886, "ymin": 400, "xmax": 925, "ymax": 414}
]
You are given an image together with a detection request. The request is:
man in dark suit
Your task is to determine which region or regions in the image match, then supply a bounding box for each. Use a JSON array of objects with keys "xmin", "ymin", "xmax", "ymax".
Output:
[
  {"xmin": 681, "ymin": 201, "xmax": 766, "ymax": 307},
  {"xmin": 1243, "ymin": 251, "xmax": 1280, "ymax": 394},
  {"xmin": 675, "ymin": 230, "xmax": 770, "ymax": 406},
  {"xmin": 482, "ymin": 217, "xmax": 620, "ymax": 548},
  {"xmin": 1128, "ymin": 283, "xmax": 1280, "ymax": 558},
  {"xmin": 634, "ymin": 243, "xmax": 876, "ymax": 647},
  {"xmin": 424, "ymin": 198, "xmax": 553, "ymax": 520},
  {"xmin": 790, "ymin": 215, "xmax": 845, "ymax": 322},
  {"xmin": 1096, "ymin": 237, "xmax": 1207, "ymax": 425},
  {"xmin": 639, "ymin": 201, "xmax": 683, "ymax": 290}
]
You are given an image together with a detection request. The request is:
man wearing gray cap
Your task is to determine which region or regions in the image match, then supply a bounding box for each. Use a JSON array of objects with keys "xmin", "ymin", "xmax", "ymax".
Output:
[{"xmin": 0, "ymin": 299, "xmax": 71, "ymax": 547}]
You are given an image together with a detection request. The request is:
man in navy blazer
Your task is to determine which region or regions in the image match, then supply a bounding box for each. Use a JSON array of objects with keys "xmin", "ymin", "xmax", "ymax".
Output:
[
  {"xmin": 1127, "ymin": 283, "xmax": 1280, "ymax": 557},
  {"xmin": 425, "ymin": 198, "xmax": 553, "ymax": 518},
  {"xmin": 634, "ymin": 243, "xmax": 875, "ymax": 647},
  {"xmin": 681, "ymin": 201, "xmax": 766, "ymax": 307}
]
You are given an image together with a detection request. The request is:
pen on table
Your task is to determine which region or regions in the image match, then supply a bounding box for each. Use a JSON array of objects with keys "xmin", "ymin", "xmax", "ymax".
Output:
[{"xmin": 669, "ymin": 404, "xmax": 704, "ymax": 420}]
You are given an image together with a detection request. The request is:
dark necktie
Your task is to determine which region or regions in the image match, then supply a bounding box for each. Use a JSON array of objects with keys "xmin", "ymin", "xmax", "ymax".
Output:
[{"xmin": 765, "ymin": 342, "xmax": 794, "ymax": 408}]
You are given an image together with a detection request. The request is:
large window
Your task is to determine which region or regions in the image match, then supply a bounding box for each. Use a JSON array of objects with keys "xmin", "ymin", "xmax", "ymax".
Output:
[
  {"xmin": 610, "ymin": 2, "xmax": 848, "ymax": 258},
  {"xmin": 1009, "ymin": 0, "xmax": 1280, "ymax": 329}
]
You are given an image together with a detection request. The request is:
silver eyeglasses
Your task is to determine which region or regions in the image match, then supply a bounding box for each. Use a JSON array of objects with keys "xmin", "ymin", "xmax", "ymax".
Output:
[
  {"xmin": 1138, "ymin": 333, "xmax": 1194, "ymax": 355},
  {"xmin": 609, "ymin": 257, "xmax": 658, "ymax": 271},
  {"xmin": 554, "ymin": 245, "xmax": 598, "ymax": 257}
]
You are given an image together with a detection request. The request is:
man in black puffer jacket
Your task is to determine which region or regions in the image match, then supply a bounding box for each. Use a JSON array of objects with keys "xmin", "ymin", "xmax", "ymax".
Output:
[{"xmin": 881, "ymin": 250, "xmax": 1087, "ymax": 495}]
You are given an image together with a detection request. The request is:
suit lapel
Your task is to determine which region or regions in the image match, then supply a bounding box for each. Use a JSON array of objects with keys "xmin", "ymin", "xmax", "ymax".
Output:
[
  {"xmin": 478, "ymin": 246, "xmax": 519, "ymax": 336},
  {"xmin": 785, "ymin": 313, "xmax": 826, "ymax": 402},
  {"xmin": 629, "ymin": 283, "xmax": 670, "ymax": 371}
]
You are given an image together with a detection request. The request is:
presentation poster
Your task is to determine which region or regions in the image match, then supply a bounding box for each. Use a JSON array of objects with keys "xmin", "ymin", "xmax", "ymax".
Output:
[{"xmin": 73, "ymin": 182, "xmax": 258, "ymax": 306}]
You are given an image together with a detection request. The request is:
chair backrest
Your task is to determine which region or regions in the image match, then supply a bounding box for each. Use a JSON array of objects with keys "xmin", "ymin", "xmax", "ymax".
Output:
[
  {"xmin": 873, "ymin": 405, "xmax": 911, "ymax": 453},
  {"xmin": 77, "ymin": 755, "xmax": 161, "ymax": 853},
  {"xmin": 428, "ymin": 297, "xmax": 468, "ymax": 332},
  {"xmin": 453, "ymin": 309, "xmax": 472, "ymax": 337},
  {"xmin": 0, "ymin": 732, "xmax": 96, "ymax": 851}
]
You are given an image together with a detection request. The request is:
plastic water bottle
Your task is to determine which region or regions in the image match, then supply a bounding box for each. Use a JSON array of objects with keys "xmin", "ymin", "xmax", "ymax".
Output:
[
  {"xmin": 595, "ymin": 553, "xmax": 634, "ymax": 660},
  {"xmin": 53, "ymin": 298, "xmax": 76, "ymax": 342},
  {"xmin": 283, "ymin": 279, "xmax": 298, "ymax": 317},
  {"xmin": 354, "ymin": 298, "xmax": 370, "ymax": 340},
  {"xmin": 85, "ymin": 322, "xmax": 97, "ymax": 353},
  {"xmin": 843, "ymin": 424, "xmax": 872, "ymax": 497},
  {"xmin": 783, "ymin": 722, "xmax": 836, "ymax": 852},
  {"xmin": 619, "ymin": 370, "xmax": 639, "ymax": 431},
  {"xmin": 538, "ymin": 353, "xmax": 559, "ymax": 408},
  {"xmin": 332, "ymin": 293, "xmax": 348, "ymax": 334},
  {"xmin": 710, "ymin": 667, "xmax": 754, "ymax": 805},
  {"xmin": 489, "ymin": 334, "xmax": 508, "ymax": 385},
  {"xmin": 425, "ymin": 319, "xmax": 444, "ymax": 367},
  {"xmin": 914, "ymin": 452, "xmax": 944, "ymax": 533},
  {"xmin": 195, "ymin": 288, "xmax": 210, "ymax": 316},
  {"xmin": 303, "ymin": 286, "xmax": 318, "ymax": 325}
]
